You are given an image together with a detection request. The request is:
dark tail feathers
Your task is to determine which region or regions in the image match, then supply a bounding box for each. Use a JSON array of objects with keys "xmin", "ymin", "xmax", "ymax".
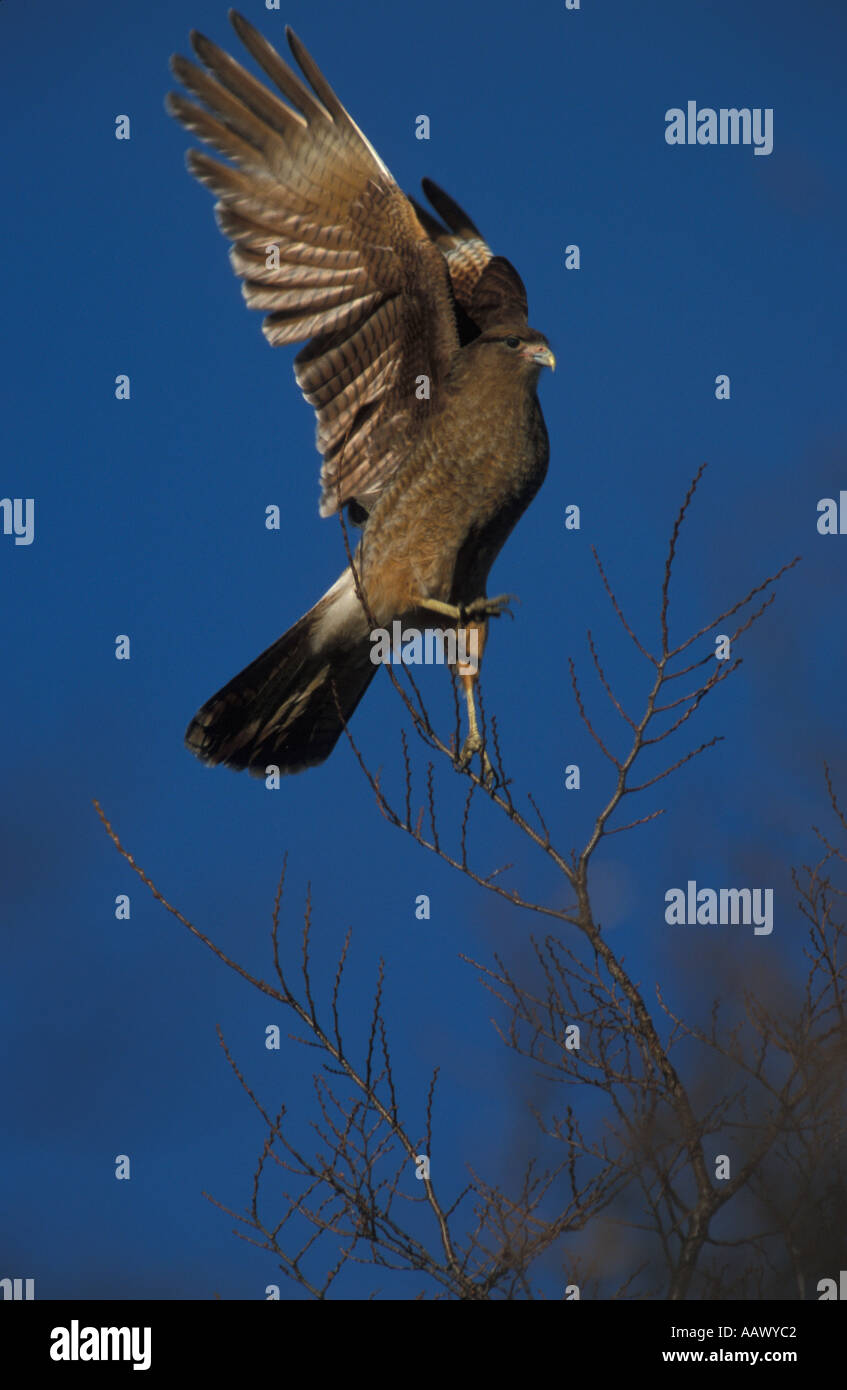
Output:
[{"xmin": 185, "ymin": 568, "xmax": 376, "ymax": 776}]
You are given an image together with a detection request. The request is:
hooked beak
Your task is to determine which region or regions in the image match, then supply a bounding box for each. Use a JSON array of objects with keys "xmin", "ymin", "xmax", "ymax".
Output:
[{"xmin": 527, "ymin": 344, "xmax": 556, "ymax": 370}]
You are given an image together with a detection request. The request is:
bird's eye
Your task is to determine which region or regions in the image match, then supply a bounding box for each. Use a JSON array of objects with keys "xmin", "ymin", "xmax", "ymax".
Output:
[{"xmin": 505, "ymin": 335, "xmax": 521, "ymax": 349}]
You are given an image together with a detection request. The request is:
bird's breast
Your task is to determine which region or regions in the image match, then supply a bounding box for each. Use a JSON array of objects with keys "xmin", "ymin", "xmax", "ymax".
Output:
[{"xmin": 357, "ymin": 378, "xmax": 549, "ymax": 620}]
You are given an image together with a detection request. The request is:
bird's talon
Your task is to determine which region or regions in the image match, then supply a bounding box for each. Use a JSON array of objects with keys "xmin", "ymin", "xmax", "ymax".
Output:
[
  {"xmin": 465, "ymin": 593, "xmax": 518, "ymax": 623},
  {"xmin": 455, "ymin": 733, "xmax": 498, "ymax": 787}
]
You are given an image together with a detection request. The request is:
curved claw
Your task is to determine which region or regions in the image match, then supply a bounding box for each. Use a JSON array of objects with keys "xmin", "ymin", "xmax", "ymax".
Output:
[
  {"xmin": 455, "ymin": 731, "xmax": 498, "ymax": 788},
  {"xmin": 462, "ymin": 593, "xmax": 518, "ymax": 623}
]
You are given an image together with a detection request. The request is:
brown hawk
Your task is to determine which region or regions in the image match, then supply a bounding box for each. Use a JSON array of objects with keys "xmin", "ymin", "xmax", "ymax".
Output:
[{"xmin": 168, "ymin": 11, "xmax": 554, "ymax": 781}]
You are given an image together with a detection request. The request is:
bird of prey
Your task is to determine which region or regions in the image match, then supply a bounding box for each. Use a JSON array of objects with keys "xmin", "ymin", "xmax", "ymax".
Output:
[{"xmin": 169, "ymin": 10, "xmax": 554, "ymax": 782}]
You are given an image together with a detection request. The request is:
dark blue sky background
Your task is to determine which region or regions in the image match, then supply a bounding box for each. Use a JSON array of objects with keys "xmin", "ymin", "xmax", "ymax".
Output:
[{"xmin": 2, "ymin": 0, "xmax": 845, "ymax": 1299}]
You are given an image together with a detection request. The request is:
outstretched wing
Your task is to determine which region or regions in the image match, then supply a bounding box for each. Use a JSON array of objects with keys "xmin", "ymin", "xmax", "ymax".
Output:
[{"xmin": 167, "ymin": 11, "xmax": 460, "ymax": 516}]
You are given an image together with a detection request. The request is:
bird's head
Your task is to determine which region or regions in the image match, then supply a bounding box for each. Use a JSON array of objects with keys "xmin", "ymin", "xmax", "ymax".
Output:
[{"xmin": 473, "ymin": 326, "xmax": 556, "ymax": 379}]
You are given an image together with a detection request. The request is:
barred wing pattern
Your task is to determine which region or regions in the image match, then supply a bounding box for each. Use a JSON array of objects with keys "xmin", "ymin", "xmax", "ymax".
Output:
[{"xmin": 168, "ymin": 12, "xmax": 463, "ymax": 516}]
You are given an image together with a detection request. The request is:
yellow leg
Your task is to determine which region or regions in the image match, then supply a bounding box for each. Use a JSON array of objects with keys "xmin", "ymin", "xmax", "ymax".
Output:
[
  {"xmin": 416, "ymin": 594, "xmax": 517, "ymax": 624},
  {"xmin": 456, "ymin": 621, "xmax": 496, "ymax": 785},
  {"xmin": 416, "ymin": 597, "xmax": 462, "ymax": 621},
  {"xmin": 412, "ymin": 594, "xmax": 517, "ymax": 786},
  {"xmin": 455, "ymin": 673, "xmax": 492, "ymax": 781}
]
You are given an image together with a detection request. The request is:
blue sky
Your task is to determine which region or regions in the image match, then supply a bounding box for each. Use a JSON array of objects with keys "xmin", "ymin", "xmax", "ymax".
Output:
[{"xmin": 2, "ymin": 0, "xmax": 845, "ymax": 1299}]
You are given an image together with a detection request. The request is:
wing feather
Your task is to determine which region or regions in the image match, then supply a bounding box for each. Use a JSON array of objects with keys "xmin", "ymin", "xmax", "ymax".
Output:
[
  {"xmin": 412, "ymin": 177, "xmax": 494, "ymax": 322},
  {"xmin": 168, "ymin": 11, "xmax": 459, "ymax": 515}
]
